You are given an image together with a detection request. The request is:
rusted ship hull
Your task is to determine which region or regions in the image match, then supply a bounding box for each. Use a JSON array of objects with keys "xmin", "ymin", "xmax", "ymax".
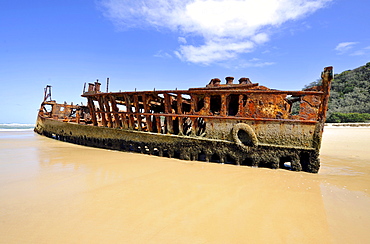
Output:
[
  {"xmin": 35, "ymin": 114, "xmax": 321, "ymax": 172},
  {"xmin": 35, "ymin": 67, "xmax": 333, "ymax": 173}
]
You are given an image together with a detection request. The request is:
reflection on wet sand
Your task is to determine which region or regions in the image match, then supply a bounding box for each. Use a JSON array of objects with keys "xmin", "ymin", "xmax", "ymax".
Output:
[{"xmin": 0, "ymin": 127, "xmax": 369, "ymax": 243}]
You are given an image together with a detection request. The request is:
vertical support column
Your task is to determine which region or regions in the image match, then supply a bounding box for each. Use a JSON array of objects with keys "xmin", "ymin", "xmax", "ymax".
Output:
[
  {"xmin": 190, "ymin": 117, "xmax": 197, "ymax": 136},
  {"xmin": 167, "ymin": 116, "xmax": 174, "ymax": 134},
  {"xmin": 76, "ymin": 109, "xmax": 80, "ymax": 124},
  {"xmin": 164, "ymin": 93, "xmax": 173, "ymax": 134},
  {"xmin": 97, "ymin": 96, "xmax": 107, "ymax": 127},
  {"xmin": 120, "ymin": 113, "xmax": 128, "ymax": 129},
  {"xmin": 133, "ymin": 94, "xmax": 142, "ymax": 131},
  {"xmin": 109, "ymin": 95, "xmax": 121, "ymax": 128},
  {"xmin": 177, "ymin": 93, "xmax": 184, "ymax": 135},
  {"xmin": 318, "ymin": 66, "xmax": 333, "ymax": 121},
  {"xmin": 124, "ymin": 95, "xmax": 134, "ymax": 130},
  {"xmin": 63, "ymin": 102, "xmax": 68, "ymax": 118},
  {"xmin": 177, "ymin": 93, "xmax": 183, "ymax": 114},
  {"xmin": 103, "ymin": 95, "xmax": 113, "ymax": 128},
  {"xmin": 220, "ymin": 94, "xmax": 227, "ymax": 117},
  {"xmin": 142, "ymin": 94, "xmax": 153, "ymax": 132},
  {"xmin": 190, "ymin": 94, "xmax": 197, "ymax": 114},
  {"xmin": 236, "ymin": 94, "xmax": 244, "ymax": 117},
  {"xmin": 156, "ymin": 116, "xmax": 162, "ymax": 133},
  {"xmin": 164, "ymin": 93, "xmax": 171, "ymax": 114},
  {"xmin": 87, "ymin": 97, "xmax": 98, "ymax": 126},
  {"xmin": 203, "ymin": 95, "xmax": 211, "ymax": 115}
]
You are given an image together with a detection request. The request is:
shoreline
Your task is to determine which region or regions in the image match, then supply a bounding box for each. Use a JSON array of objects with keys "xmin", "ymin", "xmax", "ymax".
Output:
[{"xmin": 325, "ymin": 122, "xmax": 370, "ymax": 127}]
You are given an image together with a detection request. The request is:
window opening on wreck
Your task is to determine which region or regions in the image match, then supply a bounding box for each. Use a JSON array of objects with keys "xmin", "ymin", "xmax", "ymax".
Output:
[
  {"xmin": 43, "ymin": 104, "xmax": 52, "ymax": 113},
  {"xmin": 182, "ymin": 94, "xmax": 191, "ymax": 100},
  {"xmin": 150, "ymin": 102, "xmax": 164, "ymax": 113},
  {"xmin": 210, "ymin": 95, "xmax": 221, "ymax": 115},
  {"xmin": 93, "ymin": 101, "xmax": 99, "ymax": 109},
  {"xmin": 237, "ymin": 130, "xmax": 254, "ymax": 147},
  {"xmin": 241, "ymin": 157, "xmax": 254, "ymax": 166},
  {"xmin": 162, "ymin": 148, "xmax": 169, "ymax": 157},
  {"xmin": 116, "ymin": 104, "xmax": 127, "ymax": 112},
  {"xmin": 168, "ymin": 93, "xmax": 177, "ymax": 113},
  {"xmin": 181, "ymin": 94, "xmax": 191, "ymax": 113},
  {"xmin": 286, "ymin": 95, "xmax": 301, "ymax": 115},
  {"xmin": 225, "ymin": 155, "xmax": 237, "ymax": 165},
  {"xmin": 174, "ymin": 150, "xmax": 181, "ymax": 159},
  {"xmin": 152, "ymin": 147, "xmax": 160, "ymax": 156},
  {"xmin": 133, "ymin": 117, "xmax": 138, "ymax": 130},
  {"xmin": 60, "ymin": 107, "xmax": 64, "ymax": 112},
  {"xmin": 150, "ymin": 115, "xmax": 157, "ymax": 133},
  {"xmin": 195, "ymin": 96, "xmax": 204, "ymax": 112},
  {"xmin": 210, "ymin": 153, "xmax": 220, "ymax": 163},
  {"xmin": 160, "ymin": 116, "xmax": 166, "ymax": 134},
  {"xmin": 299, "ymin": 153, "xmax": 310, "ymax": 172},
  {"xmin": 227, "ymin": 94, "xmax": 239, "ymax": 116},
  {"xmin": 279, "ymin": 156, "xmax": 293, "ymax": 170},
  {"xmin": 173, "ymin": 117, "xmax": 180, "ymax": 135},
  {"xmin": 196, "ymin": 117, "xmax": 206, "ymax": 136},
  {"xmin": 182, "ymin": 117, "xmax": 192, "ymax": 136},
  {"xmin": 258, "ymin": 161, "xmax": 271, "ymax": 169},
  {"xmin": 69, "ymin": 108, "xmax": 77, "ymax": 117},
  {"xmin": 198, "ymin": 151, "xmax": 207, "ymax": 161},
  {"xmin": 140, "ymin": 115, "xmax": 148, "ymax": 131}
]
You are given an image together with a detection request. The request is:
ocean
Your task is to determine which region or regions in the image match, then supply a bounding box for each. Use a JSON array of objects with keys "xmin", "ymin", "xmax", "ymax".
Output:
[{"xmin": 0, "ymin": 123, "xmax": 35, "ymax": 131}]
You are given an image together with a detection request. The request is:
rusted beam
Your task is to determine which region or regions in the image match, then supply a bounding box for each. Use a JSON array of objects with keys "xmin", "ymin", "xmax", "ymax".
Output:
[
  {"xmin": 220, "ymin": 94, "xmax": 227, "ymax": 117},
  {"xmin": 123, "ymin": 94, "xmax": 134, "ymax": 130},
  {"xmin": 109, "ymin": 95, "xmax": 121, "ymax": 128},
  {"xmin": 133, "ymin": 94, "xmax": 142, "ymax": 131},
  {"xmin": 87, "ymin": 98, "xmax": 98, "ymax": 126},
  {"xmin": 142, "ymin": 94, "xmax": 153, "ymax": 132},
  {"xmin": 236, "ymin": 94, "xmax": 245, "ymax": 117},
  {"xmin": 97, "ymin": 97, "xmax": 107, "ymax": 127},
  {"xmin": 318, "ymin": 66, "xmax": 333, "ymax": 121},
  {"xmin": 82, "ymin": 89, "xmax": 324, "ymax": 98},
  {"xmin": 103, "ymin": 95, "xmax": 113, "ymax": 128}
]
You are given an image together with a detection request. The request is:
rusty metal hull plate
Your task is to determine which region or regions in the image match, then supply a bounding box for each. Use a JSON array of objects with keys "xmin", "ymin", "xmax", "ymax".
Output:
[{"xmin": 35, "ymin": 116, "xmax": 320, "ymax": 173}]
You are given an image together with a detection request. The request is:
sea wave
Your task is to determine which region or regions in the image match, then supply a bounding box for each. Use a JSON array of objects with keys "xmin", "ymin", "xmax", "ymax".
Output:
[{"xmin": 0, "ymin": 123, "xmax": 35, "ymax": 130}]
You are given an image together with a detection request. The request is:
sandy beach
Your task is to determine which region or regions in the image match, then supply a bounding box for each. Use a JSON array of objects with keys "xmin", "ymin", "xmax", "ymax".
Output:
[{"xmin": 0, "ymin": 127, "xmax": 369, "ymax": 243}]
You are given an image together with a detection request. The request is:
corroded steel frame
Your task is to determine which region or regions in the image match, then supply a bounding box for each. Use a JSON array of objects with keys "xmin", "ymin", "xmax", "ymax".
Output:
[{"xmin": 35, "ymin": 67, "xmax": 333, "ymax": 173}]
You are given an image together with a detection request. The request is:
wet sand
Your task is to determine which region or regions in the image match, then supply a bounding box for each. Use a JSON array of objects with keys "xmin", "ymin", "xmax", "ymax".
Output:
[{"xmin": 0, "ymin": 127, "xmax": 369, "ymax": 243}]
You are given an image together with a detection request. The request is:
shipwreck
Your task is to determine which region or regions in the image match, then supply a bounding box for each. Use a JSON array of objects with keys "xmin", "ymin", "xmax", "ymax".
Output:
[{"xmin": 34, "ymin": 66, "xmax": 333, "ymax": 173}]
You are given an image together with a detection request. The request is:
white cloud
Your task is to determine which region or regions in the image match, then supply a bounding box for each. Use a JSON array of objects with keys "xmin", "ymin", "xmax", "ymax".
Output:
[
  {"xmin": 178, "ymin": 37, "xmax": 187, "ymax": 44},
  {"xmin": 349, "ymin": 45, "xmax": 370, "ymax": 56},
  {"xmin": 350, "ymin": 50, "xmax": 365, "ymax": 56},
  {"xmin": 220, "ymin": 58, "xmax": 275, "ymax": 69},
  {"xmin": 242, "ymin": 58, "xmax": 275, "ymax": 67},
  {"xmin": 335, "ymin": 42, "xmax": 358, "ymax": 53},
  {"xmin": 175, "ymin": 40, "xmax": 254, "ymax": 64},
  {"xmin": 251, "ymin": 33, "xmax": 270, "ymax": 45},
  {"xmin": 154, "ymin": 50, "xmax": 172, "ymax": 58},
  {"xmin": 99, "ymin": 0, "xmax": 332, "ymax": 64}
]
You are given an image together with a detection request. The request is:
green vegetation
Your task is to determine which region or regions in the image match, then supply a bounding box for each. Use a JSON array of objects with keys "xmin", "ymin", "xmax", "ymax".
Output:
[
  {"xmin": 305, "ymin": 62, "xmax": 370, "ymax": 122},
  {"xmin": 329, "ymin": 62, "xmax": 370, "ymax": 116},
  {"xmin": 326, "ymin": 112, "xmax": 370, "ymax": 123}
]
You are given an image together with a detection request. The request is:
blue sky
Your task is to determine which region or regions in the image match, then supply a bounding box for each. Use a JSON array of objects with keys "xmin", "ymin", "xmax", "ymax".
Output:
[{"xmin": 1, "ymin": 0, "xmax": 369, "ymax": 123}]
